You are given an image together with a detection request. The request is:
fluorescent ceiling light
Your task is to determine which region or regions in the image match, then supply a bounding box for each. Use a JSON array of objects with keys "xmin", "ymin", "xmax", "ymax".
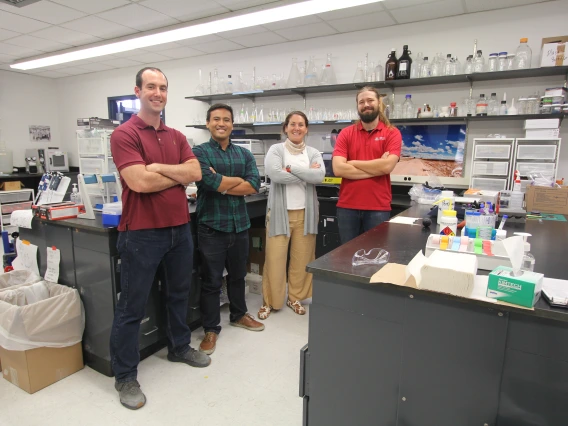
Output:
[{"xmin": 11, "ymin": 0, "xmax": 383, "ymax": 70}]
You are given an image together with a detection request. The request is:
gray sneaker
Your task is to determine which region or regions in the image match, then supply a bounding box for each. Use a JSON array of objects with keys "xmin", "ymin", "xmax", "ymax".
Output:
[
  {"xmin": 167, "ymin": 347, "xmax": 211, "ymax": 367},
  {"xmin": 115, "ymin": 380, "xmax": 146, "ymax": 410}
]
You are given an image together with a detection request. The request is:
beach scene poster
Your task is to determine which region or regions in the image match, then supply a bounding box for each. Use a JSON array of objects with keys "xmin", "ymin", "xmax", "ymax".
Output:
[{"xmin": 393, "ymin": 124, "xmax": 466, "ymax": 178}]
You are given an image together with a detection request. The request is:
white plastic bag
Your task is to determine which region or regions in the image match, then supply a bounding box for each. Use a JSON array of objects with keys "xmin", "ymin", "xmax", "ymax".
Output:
[
  {"xmin": 0, "ymin": 281, "xmax": 85, "ymax": 351},
  {"xmin": 0, "ymin": 270, "xmax": 41, "ymax": 291}
]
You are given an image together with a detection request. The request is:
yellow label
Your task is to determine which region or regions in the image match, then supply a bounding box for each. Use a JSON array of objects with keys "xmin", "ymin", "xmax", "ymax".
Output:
[{"xmin": 322, "ymin": 177, "xmax": 342, "ymax": 184}]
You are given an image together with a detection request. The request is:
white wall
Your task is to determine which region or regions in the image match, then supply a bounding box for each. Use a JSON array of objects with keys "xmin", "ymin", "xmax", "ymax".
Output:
[
  {"xmin": 0, "ymin": 71, "xmax": 61, "ymax": 167},
  {"xmin": 6, "ymin": 1, "xmax": 568, "ymax": 179}
]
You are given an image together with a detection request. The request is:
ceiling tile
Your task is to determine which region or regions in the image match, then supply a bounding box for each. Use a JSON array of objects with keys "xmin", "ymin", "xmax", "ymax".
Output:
[
  {"xmin": 390, "ymin": 0, "xmax": 465, "ymax": 24},
  {"xmin": 263, "ymin": 15, "xmax": 322, "ymax": 31},
  {"xmin": 274, "ymin": 22, "xmax": 338, "ymax": 41},
  {"xmin": 0, "ymin": 28, "xmax": 20, "ymax": 41},
  {"xmin": 195, "ymin": 39, "xmax": 245, "ymax": 53},
  {"xmin": 218, "ymin": 26, "xmax": 267, "ymax": 39},
  {"xmin": 35, "ymin": 70, "xmax": 72, "ymax": 78},
  {"xmin": 127, "ymin": 52, "xmax": 174, "ymax": 64},
  {"xmin": 326, "ymin": 11, "xmax": 396, "ymax": 33},
  {"xmin": 56, "ymin": 66, "xmax": 93, "ymax": 75},
  {"xmin": 159, "ymin": 46, "xmax": 205, "ymax": 59},
  {"xmin": 2, "ymin": 35, "xmax": 73, "ymax": 53},
  {"xmin": 139, "ymin": 0, "xmax": 230, "ymax": 22},
  {"xmin": 465, "ymin": 0, "xmax": 548, "ymax": 13},
  {"xmin": 229, "ymin": 30, "xmax": 287, "ymax": 48},
  {"xmin": 50, "ymin": 0, "xmax": 131, "ymax": 14},
  {"xmin": 0, "ymin": 42, "xmax": 43, "ymax": 57},
  {"xmin": 111, "ymin": 49, "xmax": 150, "ymax": 59},
  {"xmin": 144, "ymin": 42, "xmax": 185, "ymax": 52},
  {"xmin": 176, "ymin": 35, "xmax": 224, "ymax": 46},
  {"xmin": 75, "ymin": 62, "xmax": 117, "ymax": 71},
  {"xmin": 0, "ymin": 52, "xmax": 16, "ymax": 63},
  {"xmin": 96, "ymin": 4, "xmax": 180, "ymax": 31},
  {"xmin": 29, "ymin": 26, "xmax": 103, "ymax": 46},
  {"xmin": 318, "ymin": 3, "xmax": 385, "ymax": 21},
  {"xmin": 60, "ymin": 16, "xmax": 139, "ymax": 39},
  {"xmin": 215, "ymin": 0, "xmax": 278, "ymax": 11},
  {"xmin": 0, "ymin": 2, "xmax": 86, "ymax": 25},
  {"xmin": 0, "ymin": 11, "xmax": 51, "ymax": 33},
  {"xmin": 382, "ymin": 0, "xmax": 442, "ymax": 9},
  {"xmin": 100, "ymin": 58, "xmax": 145, "ymax": 68}
]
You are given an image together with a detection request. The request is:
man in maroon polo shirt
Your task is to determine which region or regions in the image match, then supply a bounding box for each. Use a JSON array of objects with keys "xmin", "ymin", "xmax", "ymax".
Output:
[
  {"xmin": 109, "ymin": 67, "xmax": 210, "ymax": 410},
  {"xmin": 332, "ymin": 86, "xmax": 402, "ymax": 244}
]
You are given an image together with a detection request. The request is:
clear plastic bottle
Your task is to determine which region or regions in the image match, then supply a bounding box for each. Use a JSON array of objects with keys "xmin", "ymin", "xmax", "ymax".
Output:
[
  {"xmin": 443, "ymin": 54, "xmax": 453, "ymax": 76},
  {"xmin": 499, "ymin": 100, "xmax": 508, "ymax": 115},
  {"xmin": 319, "ymin": 53, "xmax": 337, "ymax": 85},
  {"xmin": 514, "ymin": 233, "xmax": 535, "ymax": 272},
  {"xmin": 287, "ymin": 58, "xmax": 302, "ymax": 88},
  {"xmin": 452, "ymin": 57, "xmax": 461, "ymax": 75},
  {"xmin": 476, "ymin": 94, "xmax": 488, "ymax": 116},
  {"xmin": 488, "ymin": 53, "xmax": 498, "ymax": 72},
  {"xmin": 402, "ymin": 94, "xmax": 414, "ymax": 119},
  {"xmin": 420, "ymin": 56, "xmax": 431, "ymax": 77},
  {"xmin": 498, "ymin": 52, "xmax": 508, "ymax": 71},
  {"xmin": 514, "ymin": 38, "xmax": 532, "ymax": 70},
  {"xmin": 473, "ymin": 50, "xmax": 485, "ymax": 73},
  {"xmin": 464, "ymin": 55, "xmax": 474, "ymax": 74},
  {"xmin": 70, "ymin": 184, "xmax": 82, "ymax": 204},
  {"xmin": 226, "ymin": 75, "xmax": 234, "ymax": 93},
  {"xmin": 488, "ymin": 93, "xmax": 499, "ymax": 116},
  {"xmin": 366, "ymin": 61, "xmax": 377, "ymax": 82},
  {"xmin": 431, "ymin": 53, "xmax": 444, "ymax": 77}
]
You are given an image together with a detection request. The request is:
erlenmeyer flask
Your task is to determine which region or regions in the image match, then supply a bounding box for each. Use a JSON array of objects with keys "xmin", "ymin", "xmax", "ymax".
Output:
[
  {"xmin": 287, "ymin": 58, "xmax": 302, "ymax": 88},
  {"xmin": 320, "ymin": 53, "xmax": 337, "ymax": 85},
  {"xmin": 304, "ymin": 56, "xmax": 319, "ymax": 86},
  {"xmin": 353, "ymin": 61, "xmax": 365, "ymax": 83},
  {"xmin": 257, "ymin": 104, "xmax": 265, "ymax": 122},
  {"xmin": 374, "ymin": 63, "xmax": 384, "ymax": 82},
  {"xmin": 194, "ymin": 69, "xmax": 205, "ymax": 95},
  {"xmin": 211, "ymin": 68, "xmax": 219, "ymax": 94}
]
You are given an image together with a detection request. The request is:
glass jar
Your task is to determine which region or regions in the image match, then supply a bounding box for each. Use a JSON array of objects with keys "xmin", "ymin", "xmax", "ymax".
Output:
[
  {"xmin": 518, "ymin": 98, "xmax": 528, "ymax": 115},
  {"xmin": 498, "ymin": 52, "xmax": 508, "ymax": 71},
  {"xmin": 527, "ymin": 97, "xmax": 538, "ymax": 114},
  {"xmin": 393, "ymin": 103, "xmax": 403, "ymax": 119},
  {"xmin": 488, "ymin": 53, "xmax": 498, "ymax": 72},
  {"xmin": 506, "ymin": 54, "xmax": 516, "ymax": 70}
]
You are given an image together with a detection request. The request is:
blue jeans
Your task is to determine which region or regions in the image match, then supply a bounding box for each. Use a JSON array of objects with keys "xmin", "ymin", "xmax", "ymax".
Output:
[
  {"xmin": 336, "ymin": 207, "xmax": 390, "ymax": 244},
  {"xmin": 110, "ymin": 224, "xmax": 193, "ymax": 383},
  {"xmin": 198, "ymin": 224, "xmax": 248, "ymax": 334}
]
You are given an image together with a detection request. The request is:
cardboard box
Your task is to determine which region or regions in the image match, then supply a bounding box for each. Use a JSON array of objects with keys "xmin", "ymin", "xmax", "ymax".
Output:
[
  {"xmin": 1, "ymin": 181, "xmax": 23, "ymax": 191},
  {"xmin": 0, "ymin": 343, "xmax": 83, "ymax": 394},
  {"xmin": 247, "ymin": 228, "xmax": 266, "ymax": 276},
  {"xmin": 487, "ymin": 266, "xmax": 543, "ymax": 308},
  {"xmin": 524, "ymin": 118, "xmax": 560, "ymax": 129},
  {"xmin": 540, "ymin": 36, "xmax": 568, "ymax": 67},
  {"xmin": 525, "ymin": 185, "xmax": 568, "ymax": 214},
  {"xmin": 525, "ymin": 128, "xmax": 560, "ymax": 139}
]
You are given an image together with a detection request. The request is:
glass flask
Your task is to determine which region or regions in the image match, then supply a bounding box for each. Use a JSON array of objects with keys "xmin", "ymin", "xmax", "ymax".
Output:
[
  {"xmin": 402, "ymin": 94, "xmax": 414, "ymax": 119},
  {"xmin": 211, "ymin": 68, "xmax": 220, "ymax": 94},
  {"xmin": 287, "ymin": 58, "xmax": 303, "ymax": 88},
  {"xmin": 304, "ymin": 56, "xmax": 319, "ymax": 86},
  {"xmin": 463, "ymin": 55, "xmax": 474, "ymax": 74},
  {"xmin": 353, "ymin": 61, "xmax": 365, "ymax": 83},
  {"xmin": 443, "ymin": 54, "xmax": 453, "ymax": 76},
  {"xmin": 410, "ymin": 52, "xmax": 423, "ymax": 79},
  {"xmin": 194, "ymin": 69, "xmax": 206, "ymax": 95},
  {"xmin": 320, "ymin": 53, "xmax": 337, "ymax": 85},
  {"xmin": 514, "ymin": 38, "xmax": 532, "ymax": 69}
]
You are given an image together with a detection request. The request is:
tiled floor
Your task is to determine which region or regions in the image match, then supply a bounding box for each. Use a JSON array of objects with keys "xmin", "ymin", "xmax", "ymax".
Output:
[{"xmin": 0, "ymin": 293, "xmax": 308, "ymax": 426}]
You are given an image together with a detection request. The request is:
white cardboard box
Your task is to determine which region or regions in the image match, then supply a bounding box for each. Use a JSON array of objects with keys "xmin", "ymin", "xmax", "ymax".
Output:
[
  {"xmin": 524, "ymin": 118, "xmax": 560, "ymax": 129},
  {"xmin": 525, "ymin": 128, "xmax": 560, "ymax": 139},
  {"xmin": 540, "ymin": 42, "xmax": 567, "ymax": 67}
]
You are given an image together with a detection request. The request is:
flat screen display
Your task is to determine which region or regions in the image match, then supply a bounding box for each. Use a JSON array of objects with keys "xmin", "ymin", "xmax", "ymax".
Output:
[{"xmin": 392, "ymin": 124, "xmax": 466, "ymax": 178}]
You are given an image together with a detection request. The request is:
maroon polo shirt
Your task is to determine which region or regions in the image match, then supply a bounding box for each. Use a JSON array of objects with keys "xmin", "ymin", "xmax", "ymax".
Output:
[
  {"xmin": 110, "ymin": 115, "xmax": 196, "ymax": 231},
  {"xmin": 333, "ymin": 121, "xmax": 402, "ymax": 211}
]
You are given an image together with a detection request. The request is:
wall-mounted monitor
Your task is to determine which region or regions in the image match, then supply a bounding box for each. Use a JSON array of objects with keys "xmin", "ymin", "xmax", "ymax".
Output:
[{"xmin": 391, "ymin": 124, "xmax": 469, "ymax": 188}]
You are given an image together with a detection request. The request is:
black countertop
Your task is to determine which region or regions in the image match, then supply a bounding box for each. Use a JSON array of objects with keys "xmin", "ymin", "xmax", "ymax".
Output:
[
  {"xmin": 307, "ymin": 202, "xmax": 568, "ymax": 323},
  {"xmin": 34, "ymin": 193, "xmax": 268, "ymax": 233}
]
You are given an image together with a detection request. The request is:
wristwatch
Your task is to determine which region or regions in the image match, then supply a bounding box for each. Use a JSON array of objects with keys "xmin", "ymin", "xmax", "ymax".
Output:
[
  {"xmin": 286, "ymin": 164, "xmax": 291, "ymax": 173},
  {"xmin": 221, "ymin": 189, "xmax": 228, "ymax": 195}
]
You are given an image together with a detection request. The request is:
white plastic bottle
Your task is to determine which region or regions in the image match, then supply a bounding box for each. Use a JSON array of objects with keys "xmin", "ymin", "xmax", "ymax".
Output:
[
  {"xmin": 436, "ymin": 191, "xmax": 455, "ymax": 224},
  {"xmin": 70, "ymin": 183, "xmax": 82, "ymax": 204},
  {"xmin": 439, "ymin": 209, "xmax": 458, "ymax": 236}
]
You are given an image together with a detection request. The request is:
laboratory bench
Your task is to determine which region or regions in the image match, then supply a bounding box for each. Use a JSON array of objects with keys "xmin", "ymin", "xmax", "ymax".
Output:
[
  {"xmin": 301, "ymin": 202, "xmax": 568, "ymax": 426},
  {"xmin": 18, "ymin": 193, "xmax": 268, "ymax": 377}
]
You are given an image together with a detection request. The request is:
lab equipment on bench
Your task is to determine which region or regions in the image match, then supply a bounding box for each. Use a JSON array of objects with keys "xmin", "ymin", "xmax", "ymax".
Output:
[
  {"xmin": 77, "ymin": 172, "xmax": 122, "ymax": 220},
  {"xmin": 32, "ymin": 202, "xmax": 86, "ymax": 221},
  {"xmin": 34, "ymin": 172, "xmax": 71, "ymax": 206}
]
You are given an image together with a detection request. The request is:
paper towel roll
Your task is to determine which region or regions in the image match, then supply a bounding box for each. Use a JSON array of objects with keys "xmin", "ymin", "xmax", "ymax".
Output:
[{"xmin": 419, "ymin": 250, "xmax": 478, "ymax": 298}]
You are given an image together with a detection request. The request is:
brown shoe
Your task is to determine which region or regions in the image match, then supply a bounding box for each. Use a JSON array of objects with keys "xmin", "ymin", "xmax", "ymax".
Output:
[
  {"xmin": 287, "ymin": 300, "xmax": 306, "ymax": 315},
  {"xmin": 230, "ymin": 313, "xmax": 265, "ymax": 331},
  {"xmin": 199, "ymin": 332, "xmax": 218, "ymax": 355}
]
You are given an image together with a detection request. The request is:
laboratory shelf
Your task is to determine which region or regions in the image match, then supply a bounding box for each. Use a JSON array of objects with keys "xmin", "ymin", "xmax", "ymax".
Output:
[{"xmin": 185, "ymin": 66, "xmax": 568, "ymax": 102}]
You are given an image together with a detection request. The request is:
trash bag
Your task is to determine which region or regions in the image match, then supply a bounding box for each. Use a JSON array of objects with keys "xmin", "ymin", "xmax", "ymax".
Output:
[{"xmin": 0, "ymin": 270, "xmax": 41, "ymax": 291}]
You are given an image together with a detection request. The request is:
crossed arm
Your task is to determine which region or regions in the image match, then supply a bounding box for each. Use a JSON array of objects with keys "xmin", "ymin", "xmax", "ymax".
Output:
[
  {"xmin": 120, "ymin": 159, "xmax": 202, "ymax": 193},
  {"xmin": 332, "ymin": 152, "xmax": 399, "ymax": 180},
  {"xmin": 212, "ymin": 168, "xmax": 257, "ymax": 196}
]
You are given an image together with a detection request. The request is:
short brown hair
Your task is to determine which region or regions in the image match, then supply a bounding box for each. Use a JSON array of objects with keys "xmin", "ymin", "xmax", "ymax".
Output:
[
  {"xmin": 206, "ymin": 103, "xmax": 234, "ymax": 123},
  {"xmin": 136, "ymin": 67, "xmax": 168, "ymax": 89},
  {"xmin": 356, "ymin": 86, "xmax": 393, "ymax": 128},
  {"xmin": 282, "ymin": 111, "xmax": 309, "ymax": 134}
]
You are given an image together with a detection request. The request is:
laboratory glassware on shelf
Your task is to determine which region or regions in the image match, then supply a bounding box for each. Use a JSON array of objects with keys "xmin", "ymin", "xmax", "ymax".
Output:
[
  {"xmin": 304, "ymin": 56, "xmax": 319, "ymax": 86},
  {"xmin": 353, "ymin": 61, "xmax": 365, "ymax": 83},
  {"xmin": 410, "ymin": 52, "xmax": 423, "ymax": 79},
  {"xmin": 287, "ymin": 57, "xmax": 303, "ymax": 88},
  {"xmin": 320, "ymin": 53, "xmax": 337, "ymax": 85},
  {"xmin": 473, "ymin": 50, "xmax": 485, "ymax": 73},
  {"xmin": 514, "ymin": 38, "xmax": 532, "ymax": 69},
  {"xmin": 194, "ymin": 69, "xmax": 207, "ymax": 95},
  {"xmin": 396, "ymin": 45, "xmax": 412, "ymax": 79},
  {"xmin": 420, "ymin": 57, "xmax": 431, "ymax": 77},
  {"xmin": 385, "ymin": 49, "xmax": 398, "ymax": 81}
]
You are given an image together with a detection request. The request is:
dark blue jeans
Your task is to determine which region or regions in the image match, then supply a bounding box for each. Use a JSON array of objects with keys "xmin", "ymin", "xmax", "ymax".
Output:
[
  {"xmin": 198, "ymin": 224, "xmax": 248, "ymax": 334},
  {"xmin": 110, "ymin": 224, "xmax": 193, "ymax": 383},
  {"xmin": 337, "ymin": 207, "xmax": 390, "ymax": 245}
]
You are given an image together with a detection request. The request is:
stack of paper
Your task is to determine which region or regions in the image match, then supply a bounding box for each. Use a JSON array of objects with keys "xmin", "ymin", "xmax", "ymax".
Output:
[{"xmin": 419, "ymin": 250, "xmax": 478, "ymax": 298}]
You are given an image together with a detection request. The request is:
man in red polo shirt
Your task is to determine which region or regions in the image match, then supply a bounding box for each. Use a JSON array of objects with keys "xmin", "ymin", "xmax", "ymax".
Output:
[
  {"xmin": 332, "ymin": 86, "xmax": 402, "ymax": 244},
  {"xmin": 109, "ymin": 67, "xmax": 210, "ymax": 410}
]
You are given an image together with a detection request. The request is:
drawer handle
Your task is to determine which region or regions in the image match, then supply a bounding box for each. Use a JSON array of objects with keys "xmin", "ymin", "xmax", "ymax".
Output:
[{"xmin": 143, "ymin": 327, "xmax": 158, "ymax": 336}]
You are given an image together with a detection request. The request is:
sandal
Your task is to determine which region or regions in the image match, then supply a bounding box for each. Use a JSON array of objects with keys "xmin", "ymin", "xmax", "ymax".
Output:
[
  {"xmin": 286, "ymin": 300, "xmax": 306, "ymax": 315},
  {"xmin": 258, "ymin": 305, "xmax": 272, "ymax": 320}
]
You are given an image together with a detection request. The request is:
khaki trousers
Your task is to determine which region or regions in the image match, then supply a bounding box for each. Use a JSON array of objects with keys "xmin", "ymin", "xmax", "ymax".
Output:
[{"xmin": 262, "ymin": 209, "xmax": 316, "ymax": 309}]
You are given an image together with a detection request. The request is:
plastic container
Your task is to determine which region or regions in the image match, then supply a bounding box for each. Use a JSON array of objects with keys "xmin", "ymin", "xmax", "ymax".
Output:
[
  {"xmin": 439, "ymin": 210, "xmax": 458, "ymax": 236},
  {"xmin": 102, "ymin": 202, "xmax": 122, "ymax": 228},
  {"xmin": 514, "ymin": 38, "xmax": 532, "ymax": 70},
  {"xmin": 1, "ymin": 201, "xmax": 32, "ymax": 215},
  {"xmin": 498, "ymin": 52, "xmax": 508, "ymax": 71},
  {"xmin": 436, "ymin": 191, "xmax": 455, "ymax": 224},
  {"xmin": 0, "ymin": 142, "xmax": 13, "ymax": 175},
  {"xmin": 488, "ymin": 53, "xmax": 498, "ymax": 72}
]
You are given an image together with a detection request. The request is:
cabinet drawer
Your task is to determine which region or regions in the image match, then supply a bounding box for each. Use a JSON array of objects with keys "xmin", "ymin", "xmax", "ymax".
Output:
[{"xmin": 319, "ymin": 215, "xmax": 339, "ymax": 233}]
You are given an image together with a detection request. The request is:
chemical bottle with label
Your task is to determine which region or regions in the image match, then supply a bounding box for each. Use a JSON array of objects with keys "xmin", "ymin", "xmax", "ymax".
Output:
[
  {"xmin": 70, "ymin": 183, "xmax": 82, "ymax": 204},
  {"xmin": 396, "ymin": 45, "xmax": 412, "ymax": 79},
  {"xmin": 385, "ymin": 49, "xmax": 398, "ymax": 81},
  {"xmin": 436, "ymin": 191, "xmax": 455, "ymax": 224},
  {"xmin": 476, "ymin": 94, "xmax": 488, "ymax": 116},
  {"xmin": 439, "ymin": 209, "xmax": 458, "ymax": 236}
]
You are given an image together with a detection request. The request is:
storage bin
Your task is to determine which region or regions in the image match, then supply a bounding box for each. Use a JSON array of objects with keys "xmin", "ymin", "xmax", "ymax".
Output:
[
  {"xmin": 1, "ymin": 201, "xmax": 32, "ymax": 215},
  {"xmin": 474, "ymin": 144, "xmax": 511, "ymax": 159},
  {"xmin": 102, "ymin": 202, "xmax": 122, "ymax": 228},
  {"xmin": 0, "ymin": 191, "xmax": 32, "ymax": 204},
  {"xmin": 473, "ymin": 161, "xmax": 509, "ymax": 176}
]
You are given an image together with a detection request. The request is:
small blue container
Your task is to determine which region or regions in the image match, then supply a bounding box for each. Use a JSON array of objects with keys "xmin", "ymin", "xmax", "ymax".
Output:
[{"xmin": 102, "ymin": 213, "xmax": 121, "ymax": 227}]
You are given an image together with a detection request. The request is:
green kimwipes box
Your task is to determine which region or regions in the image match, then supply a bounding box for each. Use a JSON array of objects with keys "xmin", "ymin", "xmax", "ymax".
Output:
[{"xmin": 487, "ymin": 266, "xmax": 544, "ymax": 308}]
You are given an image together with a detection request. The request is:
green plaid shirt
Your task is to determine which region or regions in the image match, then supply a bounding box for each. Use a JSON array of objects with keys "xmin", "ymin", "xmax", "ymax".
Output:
[{"xmin": 193, "ymin": 138, "xmax": 260, "ymax": 233}]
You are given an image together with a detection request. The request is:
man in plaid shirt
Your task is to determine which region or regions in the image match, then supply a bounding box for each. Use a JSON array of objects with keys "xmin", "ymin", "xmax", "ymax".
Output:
[{"xmin": 193, "ymin": 104, "xmax": 265, "ymax": 356}]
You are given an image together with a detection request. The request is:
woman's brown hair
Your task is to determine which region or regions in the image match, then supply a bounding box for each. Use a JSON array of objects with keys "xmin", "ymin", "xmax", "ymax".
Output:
[
  {"xmin": 282, "ymin": 110, "xmax": 309, "ymax": 135},
  {"xmin": 355, "ymin": 86, "xmax": 393, "ymax": 128}
]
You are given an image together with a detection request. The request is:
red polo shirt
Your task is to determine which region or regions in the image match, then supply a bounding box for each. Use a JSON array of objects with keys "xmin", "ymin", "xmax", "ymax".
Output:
[
  {"xmin": 110, "ymin": 115, "xmax": 196, "ymax": 231},
  {"xmin": 333, "ymin": 121, "xmax": 402, "ymax": 211}
]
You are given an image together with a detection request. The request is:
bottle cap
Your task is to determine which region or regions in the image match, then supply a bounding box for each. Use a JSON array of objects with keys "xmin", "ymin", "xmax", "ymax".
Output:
[
  {"xmin": 423, "ymin": 56, "xmax": 428, "ymax": 60},
  {"xmin": 450, "ymin": 102, "xmax": 456, "ymax": 107},
  {"xmin": 403, "ymin": 45, "xmax": 408, "ymax": 49},
  {"xmin": 477, "ymin": 50, "xmax": 482, "ymax": 54},
  {"xmin": 499, "ymin": 51, "xmax": 508, "ymax": 55},
  {"xmin": 406, "ymin": 94, "xmax": 411, "ymax": 98},
  {"xmin": 501, "ymin": 100, "xmax": 507, "ymax": 104},
  {"xmin": 491, "ymin": 93, "xmax": 497, "ymax": 96},
  {"xmin": 480, "ymin": 94, "xmax": 485, "ymax": 97},
  {"xmin": 520, "ymin": 38, "xmax": 528, "ymax": 43},
  {"xmin": 447, "ymin": 54, "xmax": 451, "ymax": 58},
  {"xmin": 489, "ymin": 53, "xmax": 498, "ymax": 57},
  {"xmin": 443, "ymin": 210, "xmax": 457, "ymax": 217}
]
